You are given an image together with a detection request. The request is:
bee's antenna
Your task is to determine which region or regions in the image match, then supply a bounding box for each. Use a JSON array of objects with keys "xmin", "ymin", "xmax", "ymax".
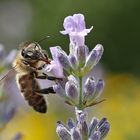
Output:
[{"xmin": 37, "ymin": 36, "xmax": 50, "ymax": 44}]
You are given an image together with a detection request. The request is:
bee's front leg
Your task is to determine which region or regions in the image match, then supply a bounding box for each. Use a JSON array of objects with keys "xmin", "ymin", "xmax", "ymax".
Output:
[{"xmin": 34, "ymin": 72, "xmax": 62, "ymax": 81}]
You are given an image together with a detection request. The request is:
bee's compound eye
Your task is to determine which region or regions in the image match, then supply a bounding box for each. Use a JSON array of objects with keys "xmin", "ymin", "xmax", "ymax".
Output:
[
  {"xmin": 21, "ymin": 49, "xmax": 33, "ymax": 58},
  {"xmin": 27, "ymin": 51, "xmax": 33, "ymax": 56}
]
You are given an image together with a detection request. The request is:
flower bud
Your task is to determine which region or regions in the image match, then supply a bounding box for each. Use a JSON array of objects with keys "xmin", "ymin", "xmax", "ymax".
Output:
[
  {"xmin": 99, "ymin": 122, "xmax": 110, "ymax": 139},
  {"xmin": 67, "ymin": 118, "xmax": 75, "ymax": 130},
  {"xmin": 56, "ymin": 121, "xmax": 71, "ymax": 140},
  {"xmin": 53, "ymin": 84, "xmax": 65, "ymax": 97},
  {"xmin": 84, "ymin": 49, "xmax": 98, "ymax": 71},
  {"xmin": 71, "ymin": 128, "xmax": 81, "ymax": 140},
  {"xmin": 98, "ymin": 118, "xmax": 107, "ymax": 127},
  {"xmin": 57, "ymin": 48, "xmax": 71, "ymax": 72},
  {"xmin": 84, "ymin": 44, "xmax": 104, "ymax": 74},
  {"xmin": 94, "ymin": 79, "xmax": 104, "ymax": 99},
  {"xmin": 89, "ymin": 117, "xmax": 99, "ymax": 137},
  {"xmin": 76, "ymin": 45, "xmax": 86, "ymax": 67},
  {"xmin": 89, "ymin": 131, "xmax": 101, "ymax": 140},
  {"xmin": 68, "ymin": 54, "xmax": 78, "ymax": 70},
  {"xmin": 65, "ymin": 81, "xmax": 78, "ymax": 101},
  {"xmin": 83, "ymin": 77, "xmax": 96, "ymax": 102},
  {"xmin": 68, "ymin": 75, "xmax": 79, "ymax": 85},
  {"xmin": 84, "ymin": 79, "xmax": 104, "ymax": 107},
  {"xmin": 94, "ymin": 44, "xmax": 104, "ymax": 65}
]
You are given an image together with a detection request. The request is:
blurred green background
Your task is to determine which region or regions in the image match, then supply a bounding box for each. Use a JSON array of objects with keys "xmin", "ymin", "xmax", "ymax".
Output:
[{"xmin": 0, "ymin": 0, "xmax": 140, "ymax": 140}]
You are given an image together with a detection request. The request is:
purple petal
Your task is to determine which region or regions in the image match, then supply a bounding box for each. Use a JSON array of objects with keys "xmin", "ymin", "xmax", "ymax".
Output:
[
  {"xmin": 60, "ymin": 13, "xmax": 93, "ymax": 38},
  {"xmin": 72, "ymin": 14, "xmax": 85, "ymax": 32},
  {"xmin": 44, "ymin": 47, "xmax": 64, "ymax": 78},
  {"xmin": 70, "ymin": 35, "xmax": 85, "ymax": 46},
  {"xmin": 50, "ymin": 46, "xmax": 60, "ymax": 61},
  {"xmin": 45, "ymin": 60, "xmax": 63, "ymax": 78}
]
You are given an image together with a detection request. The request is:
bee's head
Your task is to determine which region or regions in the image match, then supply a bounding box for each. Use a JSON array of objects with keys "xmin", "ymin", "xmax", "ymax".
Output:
[{"xmin": 20, "ymin": 42, "xmax": 50, "ymax": 63}]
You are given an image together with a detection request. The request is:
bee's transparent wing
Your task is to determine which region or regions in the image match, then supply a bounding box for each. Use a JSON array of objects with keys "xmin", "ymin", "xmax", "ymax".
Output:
[{"xmin": 0, "ymin": 65, "xmax": 17, "ymax": 86}]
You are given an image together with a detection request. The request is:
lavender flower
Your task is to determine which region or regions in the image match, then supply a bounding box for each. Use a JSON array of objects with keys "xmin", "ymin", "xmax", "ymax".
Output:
[{"xmin": 60, "ymin": 14, "xmax": 93, "ymax": 47}]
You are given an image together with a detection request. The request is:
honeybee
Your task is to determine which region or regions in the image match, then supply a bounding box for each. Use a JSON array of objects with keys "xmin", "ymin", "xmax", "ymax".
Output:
[{"xmin": 0, "ymin": 41, "xmax": 60, "ymax": 113}]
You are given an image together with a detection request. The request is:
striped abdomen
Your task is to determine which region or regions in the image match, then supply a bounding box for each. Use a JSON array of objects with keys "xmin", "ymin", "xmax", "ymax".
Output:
[{"xmin": 18, "ymin": 74, "xmax": 47, "ymax": 113}]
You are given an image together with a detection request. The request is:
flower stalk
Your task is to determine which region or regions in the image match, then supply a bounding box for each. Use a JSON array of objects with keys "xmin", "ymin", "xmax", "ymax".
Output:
[{"xmin": 46, "ymin": 13, "xmax": 110, "ymax": 140}]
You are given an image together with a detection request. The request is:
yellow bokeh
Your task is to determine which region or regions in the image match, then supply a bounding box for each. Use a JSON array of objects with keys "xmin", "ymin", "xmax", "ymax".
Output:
[
  {"xmin": 97, "ymin": 74, "xmax": 140, "ymax": 140},
  {"xmin": 0, "ymin": 109, "xmax": 58, "ymax": 140}
]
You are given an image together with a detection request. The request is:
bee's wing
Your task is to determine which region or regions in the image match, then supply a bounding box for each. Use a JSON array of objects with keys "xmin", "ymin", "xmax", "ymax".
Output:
[{"xmin": 0, "ymin": 65, "xmax": 17, "ymax": 86}]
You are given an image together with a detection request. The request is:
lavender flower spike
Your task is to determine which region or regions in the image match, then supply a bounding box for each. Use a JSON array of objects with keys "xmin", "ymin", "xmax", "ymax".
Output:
[{"xmin": 55, "ymin": 13, "xmax": 110, "ymax": 140}]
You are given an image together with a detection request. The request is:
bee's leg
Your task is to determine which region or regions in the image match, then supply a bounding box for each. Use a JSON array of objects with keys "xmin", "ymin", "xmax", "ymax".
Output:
[
  {"xmin": 34, "ymin": 87, "xmax": 56, "ymax": 94},
  {"xmin": 32, "ymin": 78, "xmax": 55, "ymax": 94},
  {"xmin": 34, "ymin": 72, "xmax": 62, "ymax": 81}
]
